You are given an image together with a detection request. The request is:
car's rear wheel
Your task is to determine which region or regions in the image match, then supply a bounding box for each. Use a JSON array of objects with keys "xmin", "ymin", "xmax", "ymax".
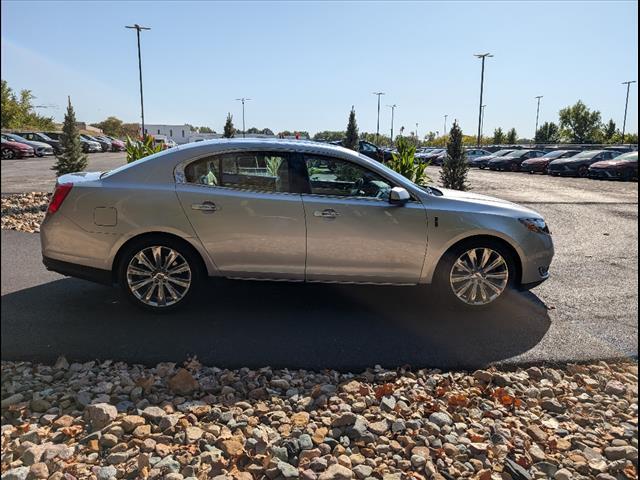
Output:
[
  {"xmin": 435, "ymin": 240, "xmax": 516, "ymax": 309},
  {"xmin": 118, "ymin": 237, "xmax": 202, "ymax": 312}
]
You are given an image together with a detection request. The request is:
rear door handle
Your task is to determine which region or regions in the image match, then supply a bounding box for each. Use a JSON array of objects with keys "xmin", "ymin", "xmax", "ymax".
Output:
[
  {"xmin": 191, "ymin": 201, "xmax": 217, "ymax": 212},
  {"xmin": 314, "ymin": 208, "xmax": 340, "ymax": 218}
]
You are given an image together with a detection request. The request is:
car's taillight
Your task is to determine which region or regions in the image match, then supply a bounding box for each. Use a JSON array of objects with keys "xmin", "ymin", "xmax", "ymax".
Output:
[{"xmin": 47, "ymin": 183, "xmax": 73, "ymax": 214}]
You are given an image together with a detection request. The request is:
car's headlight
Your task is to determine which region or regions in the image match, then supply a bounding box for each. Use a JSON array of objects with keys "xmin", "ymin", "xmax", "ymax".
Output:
[{"xmin": 519, "ymin": 218, "xmax": 551, "ymax": 235}]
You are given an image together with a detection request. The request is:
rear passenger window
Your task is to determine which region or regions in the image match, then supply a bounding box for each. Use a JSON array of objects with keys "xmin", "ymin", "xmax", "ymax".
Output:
[{"xmin": 184, "ymin": 152, "xmax": 291, "ymax": 193}]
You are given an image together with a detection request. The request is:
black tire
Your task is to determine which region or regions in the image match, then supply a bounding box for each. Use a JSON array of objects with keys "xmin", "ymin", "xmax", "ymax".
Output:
[
  {"xmin": 117, "ymin": 236, "xmax": 203, "ymax": 312},
  {"xmin": 434, "ymin": 238, "xmax": 517, "ymax": 310},
  {"xmin": 2, "ymin": 148, "xmax": 15, "ymax": 159},
  {"xmin": 510, "ymin": 163, "xmax": 520, "ymax": 172},
  {"xmin": 578, "ymin": 165, "xmax": 589, "ymax": 178}
]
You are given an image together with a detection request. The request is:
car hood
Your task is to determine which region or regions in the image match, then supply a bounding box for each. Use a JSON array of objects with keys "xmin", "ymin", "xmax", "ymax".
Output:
[
  {"xmin": 471, "ymin": 155, "xmax": 494, "ymax": 162},
  {"xmin": 522, "ymin": 157, "xmax": 548, "ymax": 163},
  {"xmin": 23, "ymin": 140, "xmax": 51, "ymax": 148},
  {"xmin": 550, "ymin": 157, "xmax": 591, "ymax": 165},
  {"xmin": 590, "ymin": 160, "xmax": 632, "ymax": 168},
  {"xmin": 437, "ymin": 187, "xmax": 540, "ymax": 217},
  {"xmin": 2, "ymin": 141, "xmax": 32, "ymax": 149}
]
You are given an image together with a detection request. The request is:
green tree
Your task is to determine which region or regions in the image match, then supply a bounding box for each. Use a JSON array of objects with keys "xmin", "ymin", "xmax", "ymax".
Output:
[
  {"xmin": 344, "ymin": 106, "xmax": 359, "ymax": 151},
  {"xmin": 91, "ymin": 116, "xmax": 124, "ymax": 137},
  {"xmin": 223, "ymin": 113, "xmax": 235, "ymax": 138},
  {"xmin": 492, "ymin": 127, "xmax": 505, "ymax": 145},
  {"xmin": 246, "ymin": 127, "xmax": 260, "ymax": 134},
  {"xmin": 440, "ymin": 121, "xmax": 469, "ymax": 191},
  {"xmin": 360, "ymin": 132, "xmax": 391, "ymax": 146},
  {"xmin": 534, "ymin": 122, "xmax": 560, "ymax": 143},
  {"xmin": 1, "ymin": 79, "xmax": 55, "ymax": 130},
  {"xmin": 506, "ymin": 128, "xmax": 518, "ymax": 144},
  {"xmin": 312, "ymin": 131, "xmax": 345, "ymax": 142},
  {"xmin": 122, "ymin": 123, "xmax": 141, "ymax": 139},
  {"xmin": 558, "ymin": 100, "xmax": 602, "ymax": 143},
  {"xmin": 198, "ymin": 126, "xmax": 215, "ymax": 133},
  {"xmin": 602, "ymin": 119, "xmax": 617, "ymax": 143},
  {"xmin": 261, "ymin": 128, "xmax": 274, "ymax": 136},
  {"xmin": 52, "ymin": 97, "xmax": 87, "ymax": 176}
]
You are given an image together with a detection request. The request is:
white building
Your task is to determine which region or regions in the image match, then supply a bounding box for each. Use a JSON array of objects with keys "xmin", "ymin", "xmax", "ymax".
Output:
[{"xmin": 143, "ymin": 124, "xmax": 195, "ymax": 145}]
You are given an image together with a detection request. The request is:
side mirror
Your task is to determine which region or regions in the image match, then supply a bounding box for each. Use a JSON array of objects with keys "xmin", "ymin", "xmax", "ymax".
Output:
[{"xmin": 389, "ymin": 186, "xmax": 410, "ymax": 205}]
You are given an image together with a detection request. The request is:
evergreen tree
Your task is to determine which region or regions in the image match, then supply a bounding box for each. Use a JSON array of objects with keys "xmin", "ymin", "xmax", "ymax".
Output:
[
  {"xmin": 493, "ymin": 127, "xmax": 505, "ymax": 145},
  {"xmin": 506, "ymin": 128, "xmax": 518, "ymax": 144},
  {"xmin": 602, "ymin": 119, "xmax": 617, "ymax": 143},
  {"xmin": 534, "ymin": 122, "xmax": 560, "ymax": 143},
  {"xmin": 223, "ymin": 113, "xmax": 235, "ymax": 138},
  {"xmin": 440, "ymin": 121, "xmax": 469, "ymax": 191},
  {"xmin": 52, "ymin": 96, "xmax": 87, "ymax": 176},
  {"xmin": 344, "ymin": 106, "xmax": 359, "ymax": 151}
]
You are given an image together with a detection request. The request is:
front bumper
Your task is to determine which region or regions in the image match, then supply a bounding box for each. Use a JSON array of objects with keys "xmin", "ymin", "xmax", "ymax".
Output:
[{"xmin": 521, "ymin": 162, "xmax": 547, "ymax": 173}]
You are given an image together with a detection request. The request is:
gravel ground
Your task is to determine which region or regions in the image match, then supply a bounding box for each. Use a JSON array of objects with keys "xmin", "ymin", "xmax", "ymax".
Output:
[
  {"xmin": 1, "ymin": 359, "xmax": 638, "ymax": 480},
  {"xmin": 1, "ymin": 193, "xmax": 49, "ymax": 234}
]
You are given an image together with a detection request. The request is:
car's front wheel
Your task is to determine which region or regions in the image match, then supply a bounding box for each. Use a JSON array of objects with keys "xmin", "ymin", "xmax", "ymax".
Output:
[
  {"xmin": 118, "ymin": 237, "xmax": 201, "ymax": 312},
  {"xmin": 578, "ymin": 165, "xmax": 589, "ymax": 178},
  {"xmin": 2, "ymin": 148, "xmax": 15, "ymax": 159},
  {"xmin": 435, "ymin": 240, "xmax": 516, "ymax": 309}
]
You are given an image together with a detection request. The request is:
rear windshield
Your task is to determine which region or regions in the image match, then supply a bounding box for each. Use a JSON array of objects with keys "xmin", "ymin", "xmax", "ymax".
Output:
[{"xmin": 101, "ymin": 147, "xmax": 178, "ymax": 178}]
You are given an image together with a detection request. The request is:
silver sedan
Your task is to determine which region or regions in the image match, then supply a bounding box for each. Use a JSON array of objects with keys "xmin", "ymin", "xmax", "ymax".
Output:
[{"xmin": 40, "ymin": 139, "xmax": 554, "ymax": 311}]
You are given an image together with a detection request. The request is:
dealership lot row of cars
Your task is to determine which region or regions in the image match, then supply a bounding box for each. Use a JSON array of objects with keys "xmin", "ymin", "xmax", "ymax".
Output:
[
  {"xmin": 415, "ymin": 146, "xmax": 638, "ymax": 181},
  {"xmin": 0, "ymin": 131, "xmax": 126, "ymax": 159}
]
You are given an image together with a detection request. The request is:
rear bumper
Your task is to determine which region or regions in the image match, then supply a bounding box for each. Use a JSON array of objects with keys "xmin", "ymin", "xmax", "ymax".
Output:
[{"xmin": 43, "ymin": 256, "xmax": 112, "ymax": 285}]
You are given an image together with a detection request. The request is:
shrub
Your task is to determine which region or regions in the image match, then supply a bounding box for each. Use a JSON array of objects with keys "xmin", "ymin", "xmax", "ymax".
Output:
[
  {"xmin": 388, "ymin": 136, "xmax": 429, "ymax": 185},
  {"xmin": 125, "ymin": 135, "xmax": 163, "ymax": 163}
]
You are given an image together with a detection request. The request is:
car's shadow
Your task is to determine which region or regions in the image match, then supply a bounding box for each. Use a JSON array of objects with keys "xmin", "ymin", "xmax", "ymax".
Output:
[{"xmin": 1, "ymin": 278, "xmax": 551, "ymax": 370}]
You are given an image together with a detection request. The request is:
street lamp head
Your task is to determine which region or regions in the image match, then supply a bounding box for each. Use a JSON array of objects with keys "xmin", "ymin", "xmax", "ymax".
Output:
[
  {"xmin": 622, "ymin": 80, "xmax": 637, "ymax": 85},
  {"xmin": 372, "ymin": 92, "xmax": 385, "ymax": 96},
  {"xmin": 474, "ymin": 53, "xmax": 493, "ymax": 58}
]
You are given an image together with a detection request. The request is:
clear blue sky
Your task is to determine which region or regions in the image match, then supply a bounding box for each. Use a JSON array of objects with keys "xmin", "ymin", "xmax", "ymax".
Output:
[{"xmin": 1, "ymin": 1, "xmax": 638, "ymax": 138}]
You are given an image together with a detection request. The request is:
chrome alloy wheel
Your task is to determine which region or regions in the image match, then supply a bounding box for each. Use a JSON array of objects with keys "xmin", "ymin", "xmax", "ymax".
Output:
[
  {"xmin": 449, "ymin": 248, "xmax": 509, "ymax": 306},
  {"xmin": 126, "ymin": 246, "xmax": 192, "ymax": 307}
]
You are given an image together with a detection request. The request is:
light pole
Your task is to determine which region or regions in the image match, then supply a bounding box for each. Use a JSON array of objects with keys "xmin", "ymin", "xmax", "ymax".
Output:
[
  {"xmin": 444, "ymin": 114, "xmax": 448, "ymax": 135},
  {"xmin": 373, "ymin": 92, "xmax": 385, "ymax": 144},
  {"xmin": 621, "ymin": 81, "xmax": 637, "ymax": 144},
  {"xmin": 480, "ymin": 105, "xmax": 486, "ymax": 143},
  {"xmin": 125, "ymin": 24, "xmax": 151, "ymax": 138},
  {"xmin": 474, "ymin": 53, "xmax": 493, "ymax": 146},
  {"xmin": 235, "ymin": 98, "xmax": 251, "ymax": 138},
  {"xmin": 387, "ymin": 104, "xmax": 397, "ymax": 144},
  {"xmin": 534, "ymin": 95, "xmax": 543, "ymax": 139},
  {"xmin": 415, "ymin": 122, "xmax": 419, "ymax": 145}
]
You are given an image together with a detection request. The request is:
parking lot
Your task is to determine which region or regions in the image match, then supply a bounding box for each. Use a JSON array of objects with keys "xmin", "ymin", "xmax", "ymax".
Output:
[{"xmin": 1, "ymin": 152, "xmax": 638, "ymax": 368}]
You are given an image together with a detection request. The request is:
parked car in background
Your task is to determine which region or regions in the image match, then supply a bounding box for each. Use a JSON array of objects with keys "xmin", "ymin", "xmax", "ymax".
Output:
[
  {"xmin": 41, "ymin": 139, "xmax": 553, "ymax": 312},
  {"xmin": 416, "ymin": 148, "xmax": 446, "ymax": 164},
  {"xmin": 15, "ymin": 131, "xmax": 62, "ymax": 154},
  {"xmin": 330, "ymin": 140, "xmax": 393, "ymax": 162},
  {"xmin": 488, "ymin": 150, "xmax": 545, "ymax": 172},
  {"xmin": 81, "ymin": 134, "xmax": 110, "ymax": 152},
  {"xmin": 1, "ymin": 137, "xmax": 35, "ymax": 159},
  {"xmin": 521, "ymin": 150, "xmax": 580, "ymax": 174},
  {"xmin": 588, "ymin": 151, "xmax": 638, "ymax": 181},
  {"xmin": 153, "ymin": 136, "xmax": 177, "ymax": 150},
  {"xmin": 1, "ymin": 132, "xmax": 54, "ymax": 157},
  {"xmin": 104, "ymin": 136, "xmax": 126, "ymax": 151},
  {"xmin": 548, "ymin": 150, "xmax": 620, "ymax": 177},
  {"xmin": 45, "ymin": 132, "xmax": 101, "ymax": 153},
  {"xmin": 469, "ymin": 149, "xmax": 514, "ymax": 169},
  {"xmin": 464, "ymin": 148, "xmax": 492, "ymax": 162}
]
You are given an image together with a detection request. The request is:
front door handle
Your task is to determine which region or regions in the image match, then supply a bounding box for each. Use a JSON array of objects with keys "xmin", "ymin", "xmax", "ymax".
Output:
[
  {"xmin": 314, "ymin": 208, "xmax": 340, "ymax": 218},
  {"xmin": 191, "ymin": 201, "xmax": 217, "ymax": 213}
]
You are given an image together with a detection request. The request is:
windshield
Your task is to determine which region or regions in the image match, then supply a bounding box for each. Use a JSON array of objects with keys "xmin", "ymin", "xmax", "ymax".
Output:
[
  {"xmin": 504, "ymin": 150, "xmax": 527, "ymax": 158},
  {"xmin": 573, "ymin": 151, "xmax": 601, "ymax": 159},
  {"xmin": 541, "ymin": 151, "xmax": 566, "ymax": 159},
  {"xmin": 614, "ymin": 152, "xmax": 638, "ymax": 162},
  {"xmin": 5, "ymin": 134, "xmax": 28, "ymax": 142},
  {"xmin": 36, "ymin": 132, "xmax": 53, "ymax": 141},
  {"xmin": 492, "ymin": 149, "xmax": 513, "ymax": 157}
]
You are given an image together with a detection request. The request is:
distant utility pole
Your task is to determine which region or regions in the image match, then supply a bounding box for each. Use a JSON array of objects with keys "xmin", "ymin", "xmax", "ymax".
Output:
[
  {"xmin": 444, "ymin": 114, "xmax": 448, "ymax": 135},
  {"xmin": 480, "ymin": 105, "xmax": 486, "ymax": 142},
  {"xmin": 415, "ymin": 122, "xmax": 419, "ymax": 145},
  {"xmin": 621, "ymin": 81, "xmax": 637, "ymax": 144},
  {"xmin": 125, "ymin": 24, "xmax": 151, "ymax": 138},
  {"xmin": 534, "ymin": 95, "xmax": 543, "ymax": 138},
  {"xmin": 387, "ymin": 104, "xmax": 397, "ymax": 144},
  {"xmin": 373, "ymin": 92, "xmax": 385, "ymax": 145},
  {"xmin": 474, "ymin": 53, "xmax": 493, "ymax": 146},
  {"xmin": 235, "ymin": 98, "xmax": 252, "ymax": 138}
]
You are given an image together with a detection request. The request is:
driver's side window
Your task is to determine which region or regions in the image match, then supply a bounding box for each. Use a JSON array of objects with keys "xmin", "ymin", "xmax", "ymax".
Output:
[{"xmin": 304, "ymin": 155, "xmax": 393, "ymax": 199}]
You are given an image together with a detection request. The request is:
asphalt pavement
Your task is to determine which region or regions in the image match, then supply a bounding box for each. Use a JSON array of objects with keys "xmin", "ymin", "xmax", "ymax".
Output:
[{"xmin": 1, "ymin": 157, "xmax": 638, "ymax": 370}]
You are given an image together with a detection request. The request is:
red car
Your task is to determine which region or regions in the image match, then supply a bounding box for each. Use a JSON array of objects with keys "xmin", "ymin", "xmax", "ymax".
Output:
[
  {"xmin": 588, "ymin": 151, "xmax": 638, "ymax": 181},
  {"xmin": 1, "ymin": 138, "xmax": 35, "ymax": 159}
]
